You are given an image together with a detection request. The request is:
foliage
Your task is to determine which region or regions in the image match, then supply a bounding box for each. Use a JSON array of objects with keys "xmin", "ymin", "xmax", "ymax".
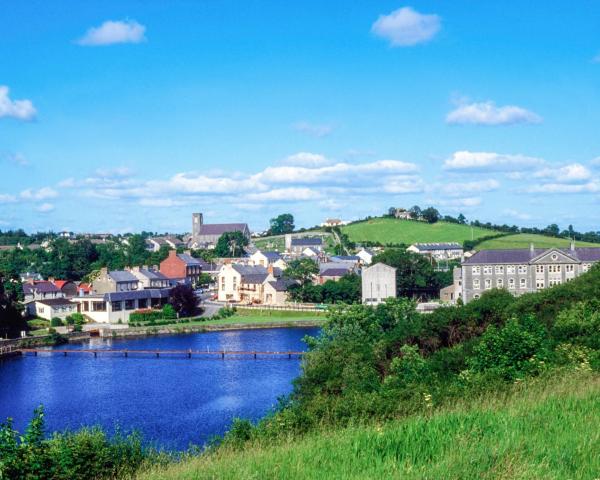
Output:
[
  {"xmin": 169, "ymin": 284, "xmax": 197, "ymax": 317},
  {"xmin": 268, "ymin": 213, "xmax": 295, "ymax": 235},
  {"xmin": 213, "ymin": 307, "xmax": 237, "ymax": 320},
  {"xmin": 50, "ymin": 317, "xmax": 63, "ymax": 327},
  {"xmin": 287, "ymin": 273, "xmax": 361, "ymax": 304},
  {"xmin": 129, "ymin": 309, "xmax": 165, "ymax": 324},
  {"xmin": 214, "ymin": 231, "xmax": 249, "ymax": 258},
  {"xmin": 0, "ymin": 272, "xmax": 26, "ymax": 338},
  {"xmin": 421, "ymin": 207, "xmax": 441, "ymax": 224},
  {"xmin": 162, "ymin": 304, "xmax": 177, "ymax": 320},
  {"xmin": 283, "ymin": 258, "xmax": 319, "ymax": 285}
]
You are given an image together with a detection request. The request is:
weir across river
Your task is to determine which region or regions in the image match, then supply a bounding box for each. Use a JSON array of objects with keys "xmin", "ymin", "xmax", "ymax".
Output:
[{"xmin": 17, "ymin": 348, "xmax": 304, "ymax": 359}]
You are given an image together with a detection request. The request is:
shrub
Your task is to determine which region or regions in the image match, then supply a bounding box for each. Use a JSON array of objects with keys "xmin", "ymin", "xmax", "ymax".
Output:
[
  {"xmin": 162, "ymin": 304, "xmax": 177, "ymax": 320},
  {"xmin": 129, "ymin": 309, "xmax": 164, "ymax": 324},
  {"xmin": 50, "ymin": 317, "xmax": 63, "ymax": 327},
  {"xmin": 552, "ymin": 301, "xmax": 600, "ymax": 350}
]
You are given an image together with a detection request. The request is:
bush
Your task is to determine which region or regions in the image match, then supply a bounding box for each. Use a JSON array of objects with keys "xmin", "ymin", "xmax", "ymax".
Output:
[
  {"xmin": 213, "ymin": 307, "xmax": 236, "ymax": 320},
  {"xmin": 162, "ymin": 304, "xmax": 177, "ymax": 320},
  {"xmin": 129, "ymin": 309, "xmax": 164, "ymax": 324},
  {"xmin": 50, "ymin": 317, "xmax": 63, "ymax": 327},
  {"xmin": 552, "ymin": 301, "xmax": 600, "ymax": 350}
]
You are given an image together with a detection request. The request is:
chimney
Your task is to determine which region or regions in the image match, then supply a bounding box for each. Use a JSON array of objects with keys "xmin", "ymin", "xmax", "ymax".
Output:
[
  {"xmin": 27, "ymin": 278, "xmax": 35, "ymax": 285},
  {"xmin": 168, "ymin": 250, "xmax": 177, "ymax": 258},
  {"xmin": 570, "ymin": 241, "xmax": 575, "ymax": 252},
  {"xmin": 100, "ymin": 267, "xmax": 108, "ymax": 276},
  {"xmin": 184, "ymin": 250, "xmax": 191, "ymax": 255},
  {"xmin": 48, "ymin": 276, "xmax": 55, "ymax": 283},
  {"xmin": 267, "ymin": 264, "xmax": 274, "ymax": 275},
  {"xmin": 530, "ymin": 243, "xmax": 535, "ymax": 254}
]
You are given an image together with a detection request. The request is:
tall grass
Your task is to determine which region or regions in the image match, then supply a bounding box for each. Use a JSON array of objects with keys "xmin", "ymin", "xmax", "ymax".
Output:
[{"xmin": 138, "ymin": 371, "xmax": 600, "ymax": 479}]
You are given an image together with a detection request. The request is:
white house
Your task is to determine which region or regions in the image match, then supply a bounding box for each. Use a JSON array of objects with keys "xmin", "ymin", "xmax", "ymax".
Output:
[
  {"xmin": 407, "ymin": 243, "xmax": 464, "ymax": 261},
  {"xmin": 361, "ymin": 263, "xmax": 397, "ymax": 305},
  {"xmin": 249, "ymin": 250, "xmax": 287, "ymax": 269},
  {"xmin": 34, "ymin": 298, "xmax": 77, "ymax": 321},
  {"xmin": 356, "ymin": 248, "xmax": 375, "ymax": 265},
  {"xmin": 217, "ymin": 263, "xmax": 294, "ymax": 304}
]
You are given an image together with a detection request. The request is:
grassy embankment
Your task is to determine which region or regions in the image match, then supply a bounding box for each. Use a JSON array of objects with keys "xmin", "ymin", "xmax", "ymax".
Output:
[
  {"xmin": 138, "ymin": 371, "xmax": 600, "ymax": 480},
  {"xmin": 253, "ymin": 231, "xmax": 330, "ymax": 252},
  {"xmin": 477, "ymin": 233, "xmax": 599, "ymax": 250}
]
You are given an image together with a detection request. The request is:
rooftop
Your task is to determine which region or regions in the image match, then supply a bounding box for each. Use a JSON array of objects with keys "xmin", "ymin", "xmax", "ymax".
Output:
[{"xmin": 463, "ymin": 247, "xmax": 600, "ymax": 265}]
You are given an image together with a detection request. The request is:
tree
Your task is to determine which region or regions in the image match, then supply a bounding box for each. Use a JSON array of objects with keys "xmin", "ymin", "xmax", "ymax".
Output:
[
  {"xmin": 269, "ymin": 214, "xmax": 295, "ymax": 235},
  {"xmin": 169, "ymin": 284, "xmax": 197, "ymax": 317},
  {"xmin": 0, "ymin": 273, "xmax": 26, "ymax": 338},
  {"xmin": 125, "ymin": 234, "xmax": 150, "ymax": 266},
  {"xmin": 214, "ymin": 231, "xmax": 249, "ymax": 257},
  {"xmin": 284, "ymin": 258, "xmax": 319, "ymax": 285},
  {"xmin": 421, "ymin": 207, "xmax": 441, "ymax": 224},
  {"xmin": 457, "ymin": 213, "xmax": 467, "ymax": 225},
  {"xmin": 387, "ymin": 207, "xmax": 396, "ymax": 218},
  {"xmin": 544, "ymin": 224, "xmax": 560, "ymax": 237},
  {"xmin": 409, "ymin": 205, "xmax": 422, "ymax": 220}
]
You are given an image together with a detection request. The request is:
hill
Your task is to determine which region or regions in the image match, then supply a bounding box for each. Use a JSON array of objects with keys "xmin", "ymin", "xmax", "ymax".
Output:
[
  {"xmin": 138, "ymin": 372, "xmax": 600, "ymax": 480},
  {"xmin": 341, "ymin": 218, "xmax": 499, "ymax": 245},
  {"xmin": 476, "ymin": 233, "xmax": 599, "ymax": 250}
]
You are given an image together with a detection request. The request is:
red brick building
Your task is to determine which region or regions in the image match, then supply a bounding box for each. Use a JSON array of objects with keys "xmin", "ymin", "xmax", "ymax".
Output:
[{"xmin": 159, "ymin": 250, "xmax": 202, "ymax": 285}]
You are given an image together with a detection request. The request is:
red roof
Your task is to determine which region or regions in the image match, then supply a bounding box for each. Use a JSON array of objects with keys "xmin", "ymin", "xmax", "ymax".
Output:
[
  {"xmin": 77, "ymin": 282, "xmax": 92, "ymax": 293},
  {"xmin": 52, "ymin": 280, "xmax": 69, "ymax": 289}
]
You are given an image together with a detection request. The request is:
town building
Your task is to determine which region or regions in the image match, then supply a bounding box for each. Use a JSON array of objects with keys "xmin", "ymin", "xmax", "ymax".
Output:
[
  {"xmin": 188, "ymin": 212, "xmax": 250, "ymax": 249},
  {"xmin": 34, "ymin": 298, "xmax": 77, "ymax": 321},
  {"xmin": 217, "ymin": 264, "xmax": 292, "ymax": 304},
  {"xmin": 356, "ymin": 248, "xmax": 375, "ymax": 265},
  {"xmin": 159, "ymin": 250, "xmax": 203, "ymax": 285},
  {"xmin": 317, "ymin": 261, "xmax": 356, "ymax": 284},
  {"xmin": 22, "ymin": 281, "xmax": 65, "ymax": 316},
  {"xmin": 92, "ymin": 268, "xmax": 140, "ymax": 294},
  {"xmin": 249, "ymin": 250, "xmax": 287, "ymax": 269},
  {"xmin": 407, "ymin": 243, "xmax": 464, "ymax": 261},
  {"xmin": 285, "ymin": 234, "xmax": 324, "ymax": 254},
  {"xmin": 129, "ymin": 266, "xmax": 172, "ymax": 289},
  {"xmin": 361, "ymin": 263, "xmax": 397, "ymax": 305},
  {"xmin": 440, "ymin": 267, "xmax": 462, "ymax": 303},
  {"xmin": 457, "ymin": 244, "xmax": 600, "ymax": 303},
  {"xmin": 50, "ymin": 279, "xmax": 79, "ymax": 297},
  {"xmin": 393, "ymin": 208, "xmax": 412, "ymax": 220},
  {"xmin": 146, "ymin": 236, "xmax": 185, "ymax": 252}
]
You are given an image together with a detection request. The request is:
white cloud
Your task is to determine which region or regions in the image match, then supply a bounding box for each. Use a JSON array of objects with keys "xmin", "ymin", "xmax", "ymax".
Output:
[
  {"xmin": 281, "ymin": 152, "xmax": 331, "ymax": 167},
  {"xmin": 0, "ymin": 194, "xmax": 17, "ymax": 204},
  {"xmin": 533, "ymin": 163, "xmax": 591, "ymax": 183},
  {"xmin": 443, "ymin": 151, "xmax": 545, "ymax": 172},
  {"xmin": 0, "ymin": 86, "xmax": 36, "ymax": 121},
  {"xmin": 77, "ymin": 20, "xmax": 146, "ymax": 46},
  {"xmin": 446, "ymin": 101, "xmax": 542, "ymax": 126},
  {"xmin": 138, "ymin": 198, "xmax": 187, "ymax": 207},
  {"xmin": 244, "ymin": 188, "xmax": 322, "ymax": 202},
  {"xmin": 58, "ymin": 178, "xmax": 76, "ymax": 188},
  {"xmin": 503, "ymin": 209, "xmax": 532, "ymax": 221},
  {"xmin": 434, "ymin": 197, "xmax": 482, "ymax": 208},
  {"xmin": 36, "ymin": 203, "xmax": 55, "ymax": 213},
  {"xmin": 526, "ymin": 182, "xmax": 600, "ymax": 194},
  {"xmin": 436, "ymin": 179, "xmax": 500, "ymax": 197},
  {"xmin": 20, "ymin": 187, "xmax": 58, "ymax": 201},
  {"xmin": 292, "ymin": 121, "xmax": 334, "ymax": 137},
  {"xmin": 372, "ymin": 7, "xmax": 440, "ymax": 47},
  {"xmin": 382, "ymin": 176, "xmax": 424, "ymax": 194}
]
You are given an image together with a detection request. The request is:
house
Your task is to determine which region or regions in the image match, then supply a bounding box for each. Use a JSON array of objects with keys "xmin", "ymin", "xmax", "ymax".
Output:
[
  {"xmin": 146, "ymin": 236, "xmax": 185, "ymax": 252},
  {"xmin": 159, "ymin": 250, "xmax": 203, "ymax": 285},
  {"xmin": 76, "ymin": 282, "xmax": 92, "ymax": 296},
  {"xmin": 407, "ymin": 243, "xmax": 464, "ymax": 261},
  {"xmin": 457, "ymin": 243, "xmax": 600, "ymax": 303},
  {"xmin": 50, "ymin": 279, "xmax": 79, "ymax": 297},
  {"xmin": 393, "ymin": 208, "xmax": 412, "ymax": 220},
  {"xmin": 71, "ymin": 288, "xmax": 171, "ymax": 324},
  {"xmin": 250, "ymin": 250, "xmax": 287, "ymax": 269},
  {"xmin": 356, "ymin": 248, "xmax": 375, "ymax": 265},
  {"xmin": 92, "ymin": 268, "xmax": 140, "ymax": 294},
  {"xmin": 285, "ymin": 234, "xmax": 323, "ymax": 254},
  {"xmin": 316, "ymin": 261, "xmax": 355, "ymax": 284},
  {"xmin": 129, "ymin": 266, "xmax": 172, "ymax": 289},
  {"xmin": 302, "ymin": 247, "xmax": 321, "ymax": 257},
  {"xmin": 22, "ymin": 281, "xmax": 65, "ymax": 316},
  {"xmin": 361, "ymin": 263, "xmax": 397, "ymax": 305},
  {"xmin": 218, "ymin": 264, "xmax": 271, "ymax": 303},
  {"xmin": 263, "ymin": 277, "xmax": 297, "ymax": 305},
  {"xmin": 321, "ymin": 218, "xmax": 347, "ymax": 227},
  {"xmin": 440, "ymin": 267, "xmax": 462, "ymax": 303},
  {"xmin": 330, "ymin": 255, "xmax": 361, "ymax": 266},
  {"xmin": 188, "ymin": 212, "xmax": 250, "ymax": 249},
  {"xmin": 34, "ymin": 298, "xmax": 77, "ymax": 321}
]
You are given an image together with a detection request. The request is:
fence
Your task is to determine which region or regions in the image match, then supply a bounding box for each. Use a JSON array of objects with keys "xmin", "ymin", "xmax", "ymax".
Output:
[{"xmin": 236, "ymin": 303, "xmax": 327, "ymax": 312}]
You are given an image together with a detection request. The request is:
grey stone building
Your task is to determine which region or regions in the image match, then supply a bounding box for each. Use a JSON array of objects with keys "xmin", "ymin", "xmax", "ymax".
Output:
[
  {"xmin": 188, "ymin": 212, "xmax": 250, "ymax": 249},
  {"xmin": 361, "ymin": 263, "xmax": 397, "ymax": 305},
  {"xmin": 458, "ymin": 244, "xmax": 600, "ymax": 303}
]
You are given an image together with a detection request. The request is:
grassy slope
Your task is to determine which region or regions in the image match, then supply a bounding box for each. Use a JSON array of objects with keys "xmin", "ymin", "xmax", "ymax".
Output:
[
  {"xmin": 139, "ymin": 372, "xmax": 600, "ymax": 480},
  {"xmin": 342, "ymin": 219, "xmax": 499, "ymax": 245},
  {"xmin": 477, "ymin": 233, "xmax": 599, "ymax": 250}
]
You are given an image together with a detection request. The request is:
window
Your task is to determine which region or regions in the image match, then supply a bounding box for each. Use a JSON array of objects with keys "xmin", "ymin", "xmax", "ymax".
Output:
[
  {"xmin": 138, "ymin": 299, "xmax": 147, "ymax": 309},
  {"xmin": 485, "ymin": 279, "xmax": 492, "ymax": 290},
  {"xmin": 536, "ymin": 280, "xmax": 545, "ymax": 289},
  {"xmin": 495, "ymin": 265, "xmax": 504, "ymax": 274},
  {"xmin": 536, "ymin": 265, "xmax": 544, "ymax": 274},
  {"xmin": 583, "ymin": 263, "xmax": 591, "ymax": 272},
  {"xmin": 549, "ymin": 279, "xmax": 562, "ymax": 287},
  {"xmin": 473, "ymin": 294, "xmax": 481, "ymax": 300},
  {"xmin": 125, "ymin": 300, "xmax": 135, "ymax": 310},
  {"xmin": 473, "ymin": 279, "xmax": 480, "ymax": 290},
  {"xmin": 483, "ymin": 266, "xmax": 492, "ymax": 275},
  {"xmin": 497, "ymin": 278, "xmax": 504, "ymax": 288},
  {"xmin": 518, "ymin": 265, "xmax": 528, "ymax": 274},
  {"xmin": 507, "ymin": 265, "xmax": 516, "ymax": 274},
  {"xmin": 112, "ymin": 301, "xmax": 122, "ymax": 311},
  {"xmin": 520, "ymin": 278, "xmax": 527, "ymax": 288},
  {"xmin": 221, "ymin": 277, "xmax": 226, "ymax": 291},
  {"xmin": 472, "ymin": 266, "xmax": 481, "ymax": 275},
  {"xmin": 565, "ymin": 265, "xmax": 575, "ymax": 273},
  {"xmin": 548, "ymin": 265, "xmax": 561, "ymax": 273},
  {"xmin": 508, "ymin": 278, "xmax": 515, "ymax": 289}
]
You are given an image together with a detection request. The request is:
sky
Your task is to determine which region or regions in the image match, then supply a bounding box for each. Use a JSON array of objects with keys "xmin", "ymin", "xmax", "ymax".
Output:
[{"xmin": 1, "ymin": 0, "xmax": 600, "ymax": 234}]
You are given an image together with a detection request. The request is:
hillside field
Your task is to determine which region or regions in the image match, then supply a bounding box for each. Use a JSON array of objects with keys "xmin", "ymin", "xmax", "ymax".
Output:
[
  {"xmin": 341, "ymin": 218, "xmax": 498, "ymax": 245},
  {"xmin": 138, "ymin": 372, "xmax": 600, "ymax": 480},
  {"xmin": 476, "ymin": 233, "xmax": 599, "ymax": 250}
]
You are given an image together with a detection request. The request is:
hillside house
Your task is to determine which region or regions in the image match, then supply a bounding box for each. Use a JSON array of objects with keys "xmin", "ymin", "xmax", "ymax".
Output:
[
  {"xmin": 407, "ymin": 243, "xmax": 464, "ymax": 261},
  {"xmin": 285, "ymin": 235, "xmax": 323, "ymax": 254},
  {"xmin": 250, "ymin": 250, "xmax": 287, "ymax": 269},
  {"xmin": 393, "ymin": 208, "xmax": 412, "ymax": 220},
  {"xmin": 146, "ymin": 236, "xmax": 185, "ymax": 252},
  {"xmin": 50, "ymin": 279, "xmax": 78, "ymax": 297},
  {"xmin": 356, "ymin": 248, "xmax": 375, "ymax": 265},
  {"xmin": 361, "ymin": 263, "xmax": 397, "ymax": 305}
]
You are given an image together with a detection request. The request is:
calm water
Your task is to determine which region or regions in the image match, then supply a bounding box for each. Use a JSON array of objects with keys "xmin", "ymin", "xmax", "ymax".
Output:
[{"xmin": 0, "ymin": 327, "xmax": 319, "ymax": 450}]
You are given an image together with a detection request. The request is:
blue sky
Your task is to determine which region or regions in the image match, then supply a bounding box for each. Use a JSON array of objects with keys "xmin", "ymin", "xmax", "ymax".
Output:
[{"xmin": 1, "ymin": 1, "xmax": 600, "ymax": 233}]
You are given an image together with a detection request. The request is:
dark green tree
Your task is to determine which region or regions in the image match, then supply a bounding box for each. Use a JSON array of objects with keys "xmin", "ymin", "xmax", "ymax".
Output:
[
  {"xmin": 214, "ymin": 231, "xmax": 249, "ymax": 257},
  {"xmin": 284, "ymin": 258, "xmax": 319, "ymax": 285},
  {"xmin": 409, "ymin": 205, "xmax": 422, "ymax": 220},
  {"xmin": 0, "ymin": 273, "xmax": 26, "ymax": 338},
  {"xmin": 421, "ymin": 207, "xmax": 441, "ymax": 224},
  {"xmin": 269, "ymin": 213, "xmax": 295, "ymax": 235},
  {"xmin": 457, "ymin": 213, "xmax": 467, "ymax": 224}
]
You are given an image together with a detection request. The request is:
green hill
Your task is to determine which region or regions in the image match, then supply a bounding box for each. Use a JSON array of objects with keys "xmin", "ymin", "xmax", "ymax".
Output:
[
  {"xmin": 476, "ymin": 233, "xmax": 599, "ymax": 250},
  {"xmin": 138, "ymin": 372, "xmax": 600, "ymax": 480},
  {"xmin": 341, "ymin": 218, "xmax": 498, "ymax": 245}
]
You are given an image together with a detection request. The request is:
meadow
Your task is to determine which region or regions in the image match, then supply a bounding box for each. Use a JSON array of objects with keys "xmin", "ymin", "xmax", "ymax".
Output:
[{"xmin": 476, "ymin": 233, "xmax": 599, "ymax": 250}]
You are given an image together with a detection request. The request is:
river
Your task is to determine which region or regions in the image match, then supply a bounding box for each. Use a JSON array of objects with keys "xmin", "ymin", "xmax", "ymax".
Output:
[{"xmin": 0, "ymin": 327, "xmax": 319, "ymax": 450}]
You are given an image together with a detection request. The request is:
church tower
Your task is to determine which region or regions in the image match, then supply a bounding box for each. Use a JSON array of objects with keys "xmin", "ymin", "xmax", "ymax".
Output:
[{"xmin": 192, "ymin": 213, "xmax": 203, "ymax": 237}]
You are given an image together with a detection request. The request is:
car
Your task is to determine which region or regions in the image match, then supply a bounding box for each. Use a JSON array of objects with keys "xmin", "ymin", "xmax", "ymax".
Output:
[{"xmin": 195, "ymin": 288, "xmax": 204, "ymax": 294}]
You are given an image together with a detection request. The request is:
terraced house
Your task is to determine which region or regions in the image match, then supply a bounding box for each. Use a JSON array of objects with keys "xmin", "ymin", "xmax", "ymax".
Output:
[{"xmin": 458, "ymin": 244, "xmax": 600, "ymax": 303}]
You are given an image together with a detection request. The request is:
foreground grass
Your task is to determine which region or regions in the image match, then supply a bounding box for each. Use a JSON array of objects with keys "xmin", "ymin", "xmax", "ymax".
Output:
[
  {"xmin": 139, "ymin": 372, "xmax": 600, "ymax": 480},
  {"xmin": 342, "ymin": 219, "xmax": 499, "ymax": 245},
  {"xmin": 477, "ymin": 233, "xmax": 599, "ymax": 250}
]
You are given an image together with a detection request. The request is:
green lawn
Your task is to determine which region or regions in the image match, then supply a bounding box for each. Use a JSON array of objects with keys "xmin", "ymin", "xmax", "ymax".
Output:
[
  {"xmin": 138, "ymin": 371, "xmax": 600, "ymax": 480},
  {"xmin": 477, "ymin": 233, "xmax": 600, "ymax": 250},
  {"xmin": 342, "ymin": 219, "xmax": 499, "ymax": 245}
]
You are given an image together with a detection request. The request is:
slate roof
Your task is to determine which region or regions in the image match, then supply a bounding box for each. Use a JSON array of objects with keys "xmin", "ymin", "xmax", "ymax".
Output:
[
  {"xmin": 268, "ymin": 278, "xmax": 297, "ymax": 292},
  {"xmin": 412, "ymin": 243, "xmax": 462, "ymax": 251},
  {"xmin": 23, "ymin": 281, "xmax": 60, "ymax": 295},
  {"xmin": 108, "ymin": 270, "xmax": 139, "ymax": 283},
  {"xmin": 232, "ymin": 264, "xmax": 269, "ymax": 284},
  {"xmin": 331, "ymin": 255, "xmax": 360, "ymax": 262},
  {"xmin": 36, "ymin": 298, "xmax": 75, "ymax": 306},
  {"xmin": 177, "ymin": 253, "xmax": 202, "ymax": 265},
  {"xmin": 137, "ymin": 269, "xmax": 169, "ymax": 281},
  {"xmin": 319, "ymin": 262, "xmax": 353, "ymax": 274},
  {"xmin": 291, "ymin": 237, "xmax": 323, "ymax": 246},
  {"xmin": 104, "ymin": 288, "xmax": 171, "ymax": 302},
  {"xmin": 463, "ymin": 247, "xmax": 600, "ymax": 265},
  {"xmin": 260, "ymin": 251, "xmax": 282, "ymax": 261},
  {"xmin": 320, "ymin": 268, "xmax": 351, "ymax": 277},
  {"xmin": 198, "ymin": 223, "xmax": 249, "ymax": 236}
]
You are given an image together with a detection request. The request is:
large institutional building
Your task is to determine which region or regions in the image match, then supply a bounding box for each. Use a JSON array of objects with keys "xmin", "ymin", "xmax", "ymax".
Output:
[
  {"xmin": 187, "ymin": 213, "xmax": 251, "ymax": 249},
  {"xmin": 453, "ymin": 244, "xmax": 600, "ymax": 303}
]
